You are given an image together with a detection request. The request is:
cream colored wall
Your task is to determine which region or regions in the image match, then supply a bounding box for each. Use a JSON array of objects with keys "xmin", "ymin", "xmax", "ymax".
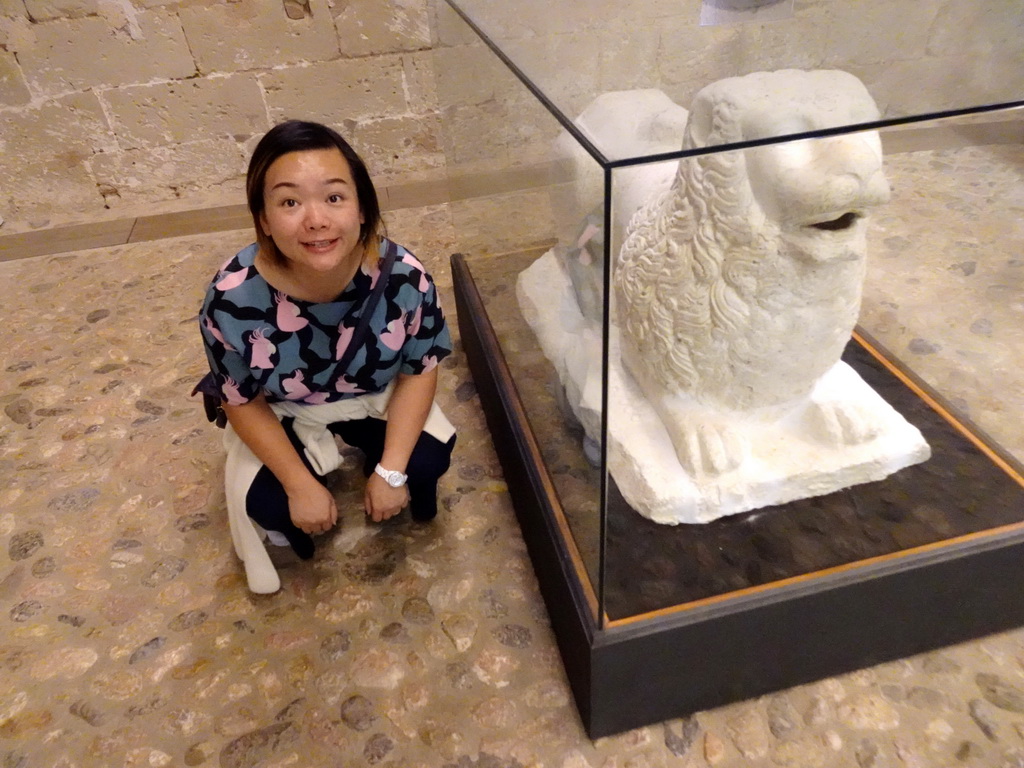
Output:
[
  {"xmin": 0, "ymin": 0, "xmax": 445, "ymax": 230},
  {"xmin": 1, "ymin": 0, "xmax": 1019, "ymax": 235}
]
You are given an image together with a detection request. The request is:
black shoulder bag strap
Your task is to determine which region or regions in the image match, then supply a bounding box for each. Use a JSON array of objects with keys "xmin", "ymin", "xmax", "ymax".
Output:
[
  {"xmin": 193, "ymin": 238, "xmax": 399, "ymax": 428},
  {"xmin": 334, "ymin": 237, "xmax": 398, "ymax": 378}
]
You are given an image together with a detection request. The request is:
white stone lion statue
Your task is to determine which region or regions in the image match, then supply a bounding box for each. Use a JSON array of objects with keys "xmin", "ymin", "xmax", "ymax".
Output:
[{"xmin": 519, "ymin": 70, "xmax": 931, "ymax": 523}]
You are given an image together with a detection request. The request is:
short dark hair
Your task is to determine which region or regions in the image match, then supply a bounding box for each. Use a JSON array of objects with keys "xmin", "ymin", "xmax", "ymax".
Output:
[{"xmin": 246, "ymin": 120, "xmax": 383, "ymax": 267}]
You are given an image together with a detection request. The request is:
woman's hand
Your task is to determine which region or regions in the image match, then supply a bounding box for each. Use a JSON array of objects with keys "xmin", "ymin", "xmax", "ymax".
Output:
[
  {"xmin": 365, "ymin": 369, "xmax": 436, "ymax": 523},
  {"xmin": 364, "ymin": 472, "xmax": 409, "ymax": 523},
  {"xmin": 286, "ymin": 476, "xmax": 338, "ymax": 535},
  {"xmin": 225, "ymin": 394, "xmax": 339, "ymax": 536}
]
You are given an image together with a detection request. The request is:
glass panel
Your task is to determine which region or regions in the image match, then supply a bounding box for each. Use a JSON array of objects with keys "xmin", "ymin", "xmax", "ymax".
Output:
[
  {"xmin": 600, "ymin": 107, "xmax": 1024, "ymax": 622},
  {"xmin": 433, "ymin": 1, "xmax": 606, "ymax": 612},
  {"xmin": 447, "ymin": 0, "xmax": 1024, "ymax": 160},
  {"xmin": 440, "ymin": 0, "xmax": 1024, "ymax": 626},
  {"xmin": 863, "ymin": 109, "xmax": 1024, "ymax": 460}
]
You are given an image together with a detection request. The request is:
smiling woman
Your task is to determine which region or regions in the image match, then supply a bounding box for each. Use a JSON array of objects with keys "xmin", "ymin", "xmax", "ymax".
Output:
[
  {"xmin": 196, "ymin": 121, "xmax": 457, "ymax": 594},
  {"xmin": 255, "ymin": 148, "xmax": 368, "ymax": 302}
]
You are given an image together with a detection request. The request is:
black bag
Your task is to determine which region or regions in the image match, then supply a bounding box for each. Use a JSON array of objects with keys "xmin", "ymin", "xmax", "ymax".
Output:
[
  {"xmin": 191, "ymin": 371, "xmax": 228, "ymax": 428},
  {"xmin": 192, "ymin": 239, "xmax": 399, "ymax": 428}
]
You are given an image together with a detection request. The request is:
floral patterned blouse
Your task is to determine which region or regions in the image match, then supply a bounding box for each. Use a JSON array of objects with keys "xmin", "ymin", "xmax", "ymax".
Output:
[{"xmin": 199, "ymin": 238, "xmax": 451, "ymax": 405}]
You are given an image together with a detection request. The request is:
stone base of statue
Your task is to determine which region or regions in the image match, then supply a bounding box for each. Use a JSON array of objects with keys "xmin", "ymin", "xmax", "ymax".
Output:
[{"xmin": 517, "ymin": 249, "xmax": 931, "ymax": 524}]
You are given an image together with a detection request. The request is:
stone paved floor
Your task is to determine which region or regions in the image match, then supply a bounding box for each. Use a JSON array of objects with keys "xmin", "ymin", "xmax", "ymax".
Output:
[{"xmin": 2, "ymin": 145, "xmax": 1024, "ymax": 767}]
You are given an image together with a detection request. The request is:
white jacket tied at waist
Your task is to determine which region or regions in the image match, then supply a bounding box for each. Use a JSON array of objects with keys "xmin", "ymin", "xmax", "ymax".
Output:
[{"xmin": 222, "ymin": 380, "xmax": 455, "ymax": 594}]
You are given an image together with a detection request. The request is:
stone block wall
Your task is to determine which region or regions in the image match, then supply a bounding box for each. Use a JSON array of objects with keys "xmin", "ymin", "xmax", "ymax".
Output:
[
  {"xmin": 0, "ymin": 0, "xmax": 445, "ymax": 229},
  {"xmin": 1, "ymin": 0, "xmax": 1019, "ymax": 234}
]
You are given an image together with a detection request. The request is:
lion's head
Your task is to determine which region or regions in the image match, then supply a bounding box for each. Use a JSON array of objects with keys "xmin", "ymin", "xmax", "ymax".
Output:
[{"xmin": 616, "ymin": 70, "xmax": 890, "ymax": 411}]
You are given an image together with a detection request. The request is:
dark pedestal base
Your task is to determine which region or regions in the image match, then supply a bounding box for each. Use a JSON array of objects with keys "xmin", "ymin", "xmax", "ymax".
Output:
[{"xmin": 452, "ymin": 253, "xmax": 1024, "ymax": 738}]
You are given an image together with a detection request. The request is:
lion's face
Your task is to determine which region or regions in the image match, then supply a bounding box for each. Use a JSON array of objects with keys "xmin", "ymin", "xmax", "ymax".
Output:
[{"xmin": 745, "ymin": 131, "xmax": 890, "ymax": 265}]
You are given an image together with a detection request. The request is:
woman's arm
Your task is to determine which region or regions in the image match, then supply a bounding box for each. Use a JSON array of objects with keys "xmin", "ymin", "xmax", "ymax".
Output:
[
  {"xmin": 365, "ymin": 367, "xmax": 438, "ymax": 522},
  {"xmin": 224, "ymin": 394, "xmax": 338, "ymax": 534}
]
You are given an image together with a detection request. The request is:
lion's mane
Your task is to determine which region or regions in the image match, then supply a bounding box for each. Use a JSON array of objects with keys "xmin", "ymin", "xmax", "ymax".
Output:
[{"xmin": 616, "ymin": 95, "xmax": 772, "ymax": 407}]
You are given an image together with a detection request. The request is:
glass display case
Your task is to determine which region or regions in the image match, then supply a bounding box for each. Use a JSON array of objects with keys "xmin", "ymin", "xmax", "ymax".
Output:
[{"xmin": 433, "ymin": 0, "xmax": 1024, "ymax": 737}]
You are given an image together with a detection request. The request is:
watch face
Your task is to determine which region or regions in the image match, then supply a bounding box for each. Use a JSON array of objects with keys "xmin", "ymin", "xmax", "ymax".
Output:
[{"xmin": 376, "ymin": 465, "xmax": 407, "ymax": 487}]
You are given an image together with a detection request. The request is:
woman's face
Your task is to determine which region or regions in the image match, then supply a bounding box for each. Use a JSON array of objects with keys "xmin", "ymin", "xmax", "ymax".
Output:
[{"xmin": 259, "ymin": 148, "xmax": 365, "ymax": 276}]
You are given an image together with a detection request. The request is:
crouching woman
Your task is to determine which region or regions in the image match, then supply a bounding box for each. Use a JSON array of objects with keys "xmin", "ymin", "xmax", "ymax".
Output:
[{"xmin": 198, "ymin": 120, "xmax": 455, "ymax": 593}]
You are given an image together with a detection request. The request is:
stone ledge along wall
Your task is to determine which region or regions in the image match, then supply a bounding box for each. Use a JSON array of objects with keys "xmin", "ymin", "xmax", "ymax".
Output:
[{"xmin": 0, "ymin": 0, "xmax": 446, "ymax": 231}]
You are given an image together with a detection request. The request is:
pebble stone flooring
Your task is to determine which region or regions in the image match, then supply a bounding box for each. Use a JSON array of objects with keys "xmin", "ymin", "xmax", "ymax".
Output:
[{"xmin": 2, "ymin": 143, "xmax": 1024, "ymax": 768}]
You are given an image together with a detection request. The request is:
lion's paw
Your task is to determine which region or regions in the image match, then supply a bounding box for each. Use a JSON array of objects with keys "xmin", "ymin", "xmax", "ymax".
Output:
[
  {"xmin": 802, "ymin": 400, "xmax": 881, "ymax": 446},
  {"xmin": 669, "ymin": 420, "xmax": 749, "ymax": 477}
]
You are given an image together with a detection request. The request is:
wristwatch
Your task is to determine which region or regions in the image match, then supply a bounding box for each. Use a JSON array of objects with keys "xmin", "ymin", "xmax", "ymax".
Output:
[{"xmin": 374, "ymin": 463, "xmax": 408, "ymax": 488}]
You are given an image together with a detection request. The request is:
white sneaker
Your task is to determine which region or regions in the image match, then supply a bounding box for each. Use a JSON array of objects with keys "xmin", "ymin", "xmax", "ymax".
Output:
[{"xmin": 264, "ymin": 529, "xmax": 290, "ymax": 547}]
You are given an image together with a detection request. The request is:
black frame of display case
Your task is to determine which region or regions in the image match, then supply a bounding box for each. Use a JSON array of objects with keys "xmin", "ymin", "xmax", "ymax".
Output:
[{"xmin": 451, "ymin": 253, "xmax": 1024, "ymax": 738}]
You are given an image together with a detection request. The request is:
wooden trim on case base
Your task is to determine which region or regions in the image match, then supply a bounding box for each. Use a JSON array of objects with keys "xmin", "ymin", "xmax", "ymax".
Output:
[
  {"xmin": 586, "ymin": 527, "xmax": 1024, "ymax": 737},
  {"xmin": 451, "ymin": 253, "xmax": 601, "ymax": 726},
  {"xmin": 607, "ymin": 329, "xmax": 1024, "ymax": 629},
  {"xmin": 452, "ymin": 252, "xmax": 1024, "ymax": 738},
  {"xmin": 450, "ymin": 254, "xmax": 599, "ymax": 618},
  {"xmin": 853, "ymin": 328, "xmax": 1024, "ymax": 488}
]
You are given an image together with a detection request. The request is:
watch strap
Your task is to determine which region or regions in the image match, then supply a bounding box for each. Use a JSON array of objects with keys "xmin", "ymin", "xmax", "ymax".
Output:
[{"xmin": 374, "ymin": 463, "xmax": 407, "ymax": 487}]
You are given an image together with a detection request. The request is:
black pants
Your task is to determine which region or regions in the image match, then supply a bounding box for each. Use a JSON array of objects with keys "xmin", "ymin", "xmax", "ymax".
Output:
[{"xmin": 245, "ymin": 417, "xmax": 455, "ymax": 558}]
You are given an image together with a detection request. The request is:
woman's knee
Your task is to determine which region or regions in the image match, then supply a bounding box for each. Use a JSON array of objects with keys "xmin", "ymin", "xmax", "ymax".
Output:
[{"xmin": 405, "ymin": 432, "xmax": 456, "ymax": 483}]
